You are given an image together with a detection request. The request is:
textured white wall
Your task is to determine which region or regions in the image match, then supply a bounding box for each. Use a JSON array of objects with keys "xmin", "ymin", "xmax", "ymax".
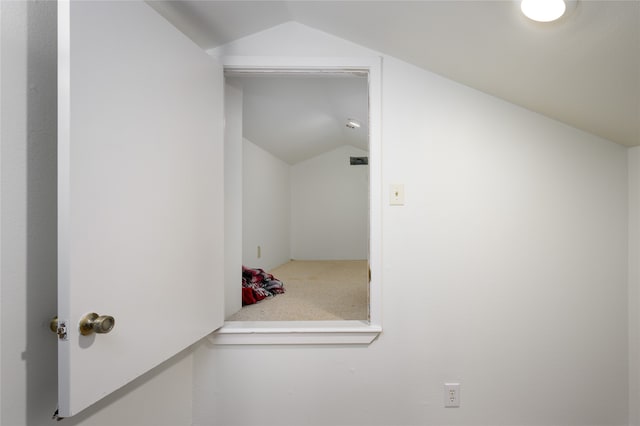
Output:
[
  {"xmin": 2, "ymin": 7, "xmax": 633, "ymax": 425},
  {"xmin": 630, "ymin": 147, "xmax": 640, "ymax": 426},
  {"xmin": 242, "ymin": 138, "xmax": 291, "ymax": 271},
  {"xmin": 291, "ymin": 145, "xmax": 369, "ymax": 260},
  {"xmin": 1, "ymin": 2, "xmax": 59, "ymax": 424},
  {"xmin": 196, "ymin": 22, "xmax": 629, "ymax": 426},
  {"xmin": 0, "ymin": 2, "xmax": 193, "ymax": 425}
]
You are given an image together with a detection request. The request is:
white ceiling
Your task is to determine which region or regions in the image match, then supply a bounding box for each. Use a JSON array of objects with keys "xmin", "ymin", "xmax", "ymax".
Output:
[
  {"xmin": 152, "ymin": 0, "xmax": 640, "ymax": 147},
  {"xmin": 227, "ymin": 74, "xmax": 369, "ymax": 164}
]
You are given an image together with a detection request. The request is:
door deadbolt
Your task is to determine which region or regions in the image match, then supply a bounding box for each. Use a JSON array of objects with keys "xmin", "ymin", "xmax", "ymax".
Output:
[{"xmin": 79, "ymin": 313, "xmax": 115, "ymax": 336}]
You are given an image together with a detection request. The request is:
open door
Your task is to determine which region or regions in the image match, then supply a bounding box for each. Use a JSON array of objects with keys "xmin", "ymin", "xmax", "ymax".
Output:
[{"xmin": 57, "ymin": 0, "xmax": 224, "ymax": 417}]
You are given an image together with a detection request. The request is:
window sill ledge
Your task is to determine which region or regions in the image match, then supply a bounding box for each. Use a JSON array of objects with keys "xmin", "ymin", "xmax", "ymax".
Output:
[{"xmin": 210, "ymin": 320, "xmax": 381, "ymax": 345}]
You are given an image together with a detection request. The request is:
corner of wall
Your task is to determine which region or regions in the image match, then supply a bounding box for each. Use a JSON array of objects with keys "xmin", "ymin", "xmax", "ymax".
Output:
[{"xmin": 629, "ymin": 146, "xmax": 640, "ymax": 426}]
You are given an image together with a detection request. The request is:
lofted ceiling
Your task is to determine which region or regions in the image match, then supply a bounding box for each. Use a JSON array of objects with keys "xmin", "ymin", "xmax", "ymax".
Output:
[{"xmin": 151, "ymin": 0, "xmax": 640, "ymax": 148}]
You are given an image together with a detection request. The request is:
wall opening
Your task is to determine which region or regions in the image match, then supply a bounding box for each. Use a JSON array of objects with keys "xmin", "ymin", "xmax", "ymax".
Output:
[
  {"xmin": 214, "ymin": 56, "xmax": 382, "ymax": 345},
  {"xmin": 226, "ymin": 71, "xmax": 370, "ymax": 321}
]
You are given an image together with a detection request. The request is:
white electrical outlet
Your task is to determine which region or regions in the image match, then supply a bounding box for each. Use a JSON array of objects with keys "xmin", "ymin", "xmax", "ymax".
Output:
[
  {"xmin": 390, "ymin": 184, "xmax": 404, "ymax": 205},
  {"xmin": 444, "ymin": 383, "xmax": 460, "ymax": 408}
]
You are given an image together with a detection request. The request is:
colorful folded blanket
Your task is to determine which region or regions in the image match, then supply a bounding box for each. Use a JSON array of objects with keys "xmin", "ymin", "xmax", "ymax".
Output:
[{"xmin": 241, "ymin": 266, "xmax": 285, "ymax": 306}]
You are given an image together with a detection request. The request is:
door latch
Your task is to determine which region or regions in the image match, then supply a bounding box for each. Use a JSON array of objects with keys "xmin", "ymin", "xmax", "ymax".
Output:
[{"xmin": 50, "ymin": 317, "xmax": 69, "ymax": 341}]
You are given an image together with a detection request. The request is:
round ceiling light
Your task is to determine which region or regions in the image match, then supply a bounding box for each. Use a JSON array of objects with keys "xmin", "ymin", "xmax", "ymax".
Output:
[{"xmin": 521, "ymin": 0, "xmax": 567, "ymax": 22}]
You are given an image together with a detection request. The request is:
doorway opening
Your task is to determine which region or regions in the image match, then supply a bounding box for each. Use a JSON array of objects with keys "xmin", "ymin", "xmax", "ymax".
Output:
[{"xmin": 225, "ymin": 71, "xmax": 370, "ymax": 321}]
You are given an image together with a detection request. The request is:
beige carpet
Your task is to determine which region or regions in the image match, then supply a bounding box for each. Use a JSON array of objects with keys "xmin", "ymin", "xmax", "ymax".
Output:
[{"xmin": 228, "ymin": 260, "xmax": 369, "ymax": 321}]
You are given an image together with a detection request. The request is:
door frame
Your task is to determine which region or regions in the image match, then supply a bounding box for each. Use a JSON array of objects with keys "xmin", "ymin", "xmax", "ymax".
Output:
[{"xmin": 212, "ymin": 56, "xmax": 382, "ymax": 345}]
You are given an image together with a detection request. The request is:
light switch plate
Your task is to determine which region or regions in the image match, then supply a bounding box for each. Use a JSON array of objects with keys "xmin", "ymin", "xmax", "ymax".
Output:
[{"xmin": 390, "ymin": 184, "xmax": 404, "ymax": 205}]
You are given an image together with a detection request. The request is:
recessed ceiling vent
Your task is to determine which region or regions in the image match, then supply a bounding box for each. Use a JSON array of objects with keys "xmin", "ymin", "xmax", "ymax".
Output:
[{"xmin": 350, "ymin": 156, "xmax": 368, "ymax": 165}]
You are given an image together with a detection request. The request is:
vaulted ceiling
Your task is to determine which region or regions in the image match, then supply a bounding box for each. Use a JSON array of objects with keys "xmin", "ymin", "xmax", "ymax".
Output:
[
  {"xmin": 227, "ymin": 74, "xmax": 369, "ymax": 165},
  {"xmin": 152, "ymin": 1, "xmax": 640, "ymax": 147}
]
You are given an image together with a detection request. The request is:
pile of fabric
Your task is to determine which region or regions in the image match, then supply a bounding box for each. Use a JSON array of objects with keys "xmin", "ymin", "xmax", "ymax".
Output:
[{"xmin": 241, "ymin": 266, "xmax": 286, "ymax": 306}]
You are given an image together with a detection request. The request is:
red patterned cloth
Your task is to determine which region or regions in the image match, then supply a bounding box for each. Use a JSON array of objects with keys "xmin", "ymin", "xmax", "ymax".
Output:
[{"xmin": 241, "ymin": 266, "xmax": 285, "ymax": 306}]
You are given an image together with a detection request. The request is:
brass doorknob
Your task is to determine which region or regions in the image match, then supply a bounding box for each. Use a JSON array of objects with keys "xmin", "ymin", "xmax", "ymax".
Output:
[
  {"xmin": 50, "ymin": 316, "xmax": 59, "ymax": 333},
  {"xmin": 79, "ymin": 312, "xmax": 115, "ymax": 336}
]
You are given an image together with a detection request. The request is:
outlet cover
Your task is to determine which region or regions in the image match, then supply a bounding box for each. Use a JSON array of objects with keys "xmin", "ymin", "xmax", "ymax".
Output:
[{"xmin": 444, "ymin": 383, "xmax": 460, "ymax": 408}]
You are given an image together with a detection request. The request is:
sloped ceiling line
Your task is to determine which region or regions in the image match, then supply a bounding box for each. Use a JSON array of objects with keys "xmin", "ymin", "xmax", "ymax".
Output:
[{"xmin": 151, "ymin": 1, "xmax": 640, "ymax": 147}]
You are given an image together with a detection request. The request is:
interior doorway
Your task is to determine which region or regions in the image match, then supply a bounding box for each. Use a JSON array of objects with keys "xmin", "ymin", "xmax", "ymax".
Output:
[{"xmin": 225, "ymin": 71, "xmax": 370, "ymax": 321}]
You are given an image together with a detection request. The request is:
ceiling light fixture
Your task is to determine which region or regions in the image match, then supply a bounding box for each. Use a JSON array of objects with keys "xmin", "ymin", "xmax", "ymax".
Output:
[
  {"xmin": 521, "ymin": 0, "xmax": 566, "ymax": 22},
  {"xmin": 346, "ymin": 119, "xmax": 361, "ymax": 129}
]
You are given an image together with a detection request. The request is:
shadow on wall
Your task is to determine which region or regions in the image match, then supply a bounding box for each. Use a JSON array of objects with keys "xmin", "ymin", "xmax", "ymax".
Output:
[{"xmin": 24, "ymin": 1, "xmax": 58, "ymax": 424}]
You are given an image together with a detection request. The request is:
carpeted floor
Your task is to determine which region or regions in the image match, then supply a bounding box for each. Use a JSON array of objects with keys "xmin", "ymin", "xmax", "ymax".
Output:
[{"xmin": 227, "ymin": 260, "xmax": 369, "ymax": 321}]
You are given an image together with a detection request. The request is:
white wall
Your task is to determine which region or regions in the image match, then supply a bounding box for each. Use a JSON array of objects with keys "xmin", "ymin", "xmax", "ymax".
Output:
[
  {"xmin": 225, "ymin": 83, "xmax": 243, "ymax": 318},
  {"xmin": 630, "ymin": 147, "xmax": 640, "ymax": 426},
  {"xmin": 3, "ymin": 7, "xmax": 633, "ymax": 426},
  {"xmin": 1, "ymin": 2, "xmax": 60, "ymax": 423},
  {"xmin": 291, "ymin": 145, "xmax": 369, "ymax": 260},
  {"xmin": 0, "ymin": 2, "xmax": 193, "ymax": 425},
  {"xmin": 242, "ymin": 138, "xmax": 291, "ymax": 271},
  {"xmin": 196, "ymin": 22, "xmax": 629, "ymax": 426}
]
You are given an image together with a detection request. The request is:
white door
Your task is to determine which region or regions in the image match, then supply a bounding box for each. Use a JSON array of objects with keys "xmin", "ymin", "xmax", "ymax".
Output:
[{"xmin": 57, "ymin": 0, "xmax": 224, "ymax": 417}]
